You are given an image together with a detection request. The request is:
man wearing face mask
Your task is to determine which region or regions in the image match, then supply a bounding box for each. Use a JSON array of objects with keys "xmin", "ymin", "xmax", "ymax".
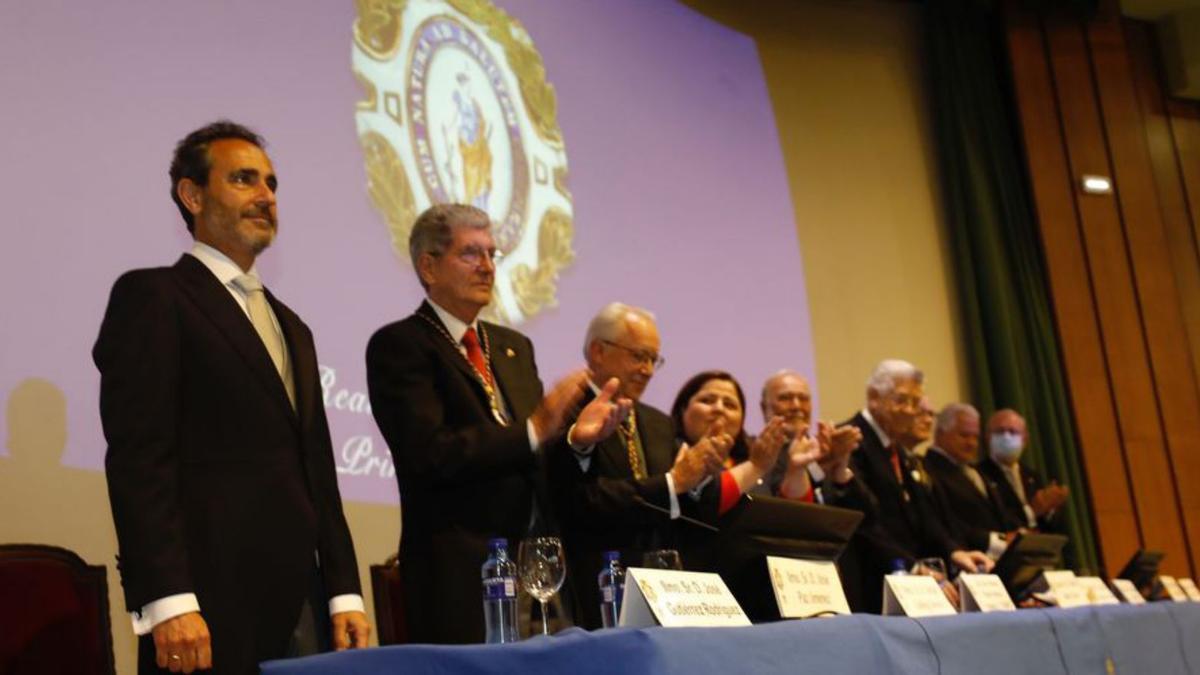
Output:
[
  {"xmin": 978, "ymin": 409, "xmax": 1069, "ymax": 532},
  {"xmin": 844, "ymin": 360, "xmax": 993, "ymax": 613}
]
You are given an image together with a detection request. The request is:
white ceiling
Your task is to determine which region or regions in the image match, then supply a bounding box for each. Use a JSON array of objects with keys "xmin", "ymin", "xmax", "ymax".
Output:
[{"xmin": 1122, "ymin": 0, "xmax": 1200, "ymax": 20}]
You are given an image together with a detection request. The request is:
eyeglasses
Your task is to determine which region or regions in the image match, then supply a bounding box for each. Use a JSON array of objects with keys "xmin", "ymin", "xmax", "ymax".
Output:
[
  {"xmin": 602, "ymin": 340, "xmax": 665, "ymax": 369},
  {"xmin": 445, "ymin": 244, "xmax": 502, "ymax": 267}
]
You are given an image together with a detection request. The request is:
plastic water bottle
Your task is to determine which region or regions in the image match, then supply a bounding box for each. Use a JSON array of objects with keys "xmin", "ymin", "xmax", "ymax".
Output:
[
  {"xmin": 481, "ymin": 538, "xmax": 519, "ymax": 643},
  {"xmin": 598, "ymin": 550, "xmax": 625, "ymax": 628},
  {"xmin": 890, "ymin": 558, "xmax": 910, "ymax": 575}
]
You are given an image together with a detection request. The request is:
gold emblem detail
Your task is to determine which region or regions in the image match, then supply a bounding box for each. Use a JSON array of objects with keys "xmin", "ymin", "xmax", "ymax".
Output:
[
  {"xmin": 353, "ymin": 0, "xmax": 408, "ymax": 61},
  {"xmin": 360, "ymin": 131, "xmax": 418, "ymax": 262}
]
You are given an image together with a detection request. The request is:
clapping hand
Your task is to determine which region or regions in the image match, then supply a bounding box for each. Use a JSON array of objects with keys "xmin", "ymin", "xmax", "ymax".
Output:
[
  {"xmin": 749, "ymin": 416, "xmax": 791, "ymax": 472},
  {"xmin": 1031, "ymin": 481, "xmax": 1069, "ymax": 517},
  {"xmin": 815, "ymin": 421, "xmax": 862, "ymax": 481},
  {"xmin": 670, "ymin": 440, "xmax": 726, "ymax": 492},
  {"xmin": 569, "ymin": 377, "xmax": 632, "ymax": 447}
]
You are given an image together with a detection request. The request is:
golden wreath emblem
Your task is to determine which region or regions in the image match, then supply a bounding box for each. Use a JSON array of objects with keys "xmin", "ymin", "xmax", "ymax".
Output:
[{"xmin": 353, "ymin": 0, "xmax": 574, "ymax": 326}]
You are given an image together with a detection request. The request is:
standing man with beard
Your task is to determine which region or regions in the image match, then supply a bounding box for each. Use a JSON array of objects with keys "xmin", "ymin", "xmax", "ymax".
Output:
[
  {"xmin": 95, "ymin": 121, "xmax": 369, "ymax": 674},
  {"xmin": 366, "ymin": 205, "xmax": 627, "ymax": 643},
  {"xmin": 548, "ymin": 303, "xmax": 726, "ymax": 629}
]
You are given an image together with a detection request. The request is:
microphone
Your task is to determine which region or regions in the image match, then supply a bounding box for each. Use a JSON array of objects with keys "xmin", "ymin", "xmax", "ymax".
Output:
[{"xmin": 632, "ymin": 495, "xmax": 720, "ymax": 532}]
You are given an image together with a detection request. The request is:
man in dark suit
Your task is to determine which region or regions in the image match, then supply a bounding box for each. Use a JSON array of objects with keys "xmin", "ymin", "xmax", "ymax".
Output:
[
  {"xmin": 844, "ymin": 360, "xmax": 992, "ymax": 612},
  {"xmin": 95, "ymin": 121, "xmax": 368, "ymax": 674},
  {"xmin": 978, "ymin": 409, "xmax": 1069, "ymax": 533},
  {"xmin": 366, "ymin": 204, "xmax": 626, "ymax": 644},
  {"xmin": 924, "ymin": 403, "xmax": 1020, "ymax": 559},
  {"xmin": 548, "ymin": 303, "xmax": 725, "ymax": 629}
]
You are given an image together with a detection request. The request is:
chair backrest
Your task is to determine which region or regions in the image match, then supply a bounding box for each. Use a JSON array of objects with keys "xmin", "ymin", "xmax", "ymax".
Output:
[
  {"xmin": 0, "ymin": 544, "xmax": 115, "ymax": 675},
  {"xmin": 369, "ymin": 555, "xmax": 408, "ymax": 645}
]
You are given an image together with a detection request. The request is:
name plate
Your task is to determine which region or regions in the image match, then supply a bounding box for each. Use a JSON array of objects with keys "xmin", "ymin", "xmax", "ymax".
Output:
[
  {"xmin": 957, "ymin": 573, "xmax": 1015, "ymax": 612},
  {"xmin": 767, "ymin": 556, "xmax": 851, "ymax": 618},
  {"xmin": 1179, "ymin": 578, "xmax": 1200, "ymax": 602},
  {"xmin": 1041, "ymin": 570, "xmax": 1090, "ymax": 608},
  {"xmin": 1159, "ymin": 575, "xmax": 1189, "ymax": 602},
  {"xmin": 1110, "ymin": 578, "xmax": 1146, "ymax": 604},
  {"xmin": 620, "ymin": 567, "xmax": 751, "ymax": 628},
  {"xmin": 882, "ymin": 575, "xmax": 957, "ymax": 617},
  {"xmin": 1076, "ymin": 576, "xmax": 1120, "ymax": 605}
]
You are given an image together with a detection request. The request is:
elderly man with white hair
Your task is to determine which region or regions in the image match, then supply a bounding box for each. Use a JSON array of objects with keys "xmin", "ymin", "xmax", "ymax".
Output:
[
  {"xmin": 843, "ymin": 360, "xmax": 993, "ymax": 612},
  {"xmin": 549, "ymin": 302, "xmax": 729, "ymax": 629},
  {"xmin": 924, "ymin": 403, "xmax": 1021, "ymax": 560}
]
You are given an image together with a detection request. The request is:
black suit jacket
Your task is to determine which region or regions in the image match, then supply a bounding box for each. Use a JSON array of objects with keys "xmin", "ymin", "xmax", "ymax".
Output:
[
  {"xmin": 978, "ymin": 457, "xmax": 1060, "ymax": 532},
  {"xmin": 549, "ymin": 399, "xmax": 679, "ymax": 629},
  {"xmin": 94, "ymin": 255, "xmax": 360, "ymax": 674},
  {"xmin": 924, "ymin": 449, "xmax": 1019, "ymax": 551},
  {"xmin": 366, "ymin": 301, "xmax": 545, "ymax": 644},
  {"xmin": 845, "ymin": 412, "xmax": 961, "ymax": 612}
]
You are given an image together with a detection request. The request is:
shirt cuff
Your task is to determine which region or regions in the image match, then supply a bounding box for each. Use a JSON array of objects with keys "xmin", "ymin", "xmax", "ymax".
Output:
[
  {"xmin": 329, "ymin": 594, "xmax": 365, "ymax": 616},
  {"xmin": 986, "ymin": 532, "xmax": 1009, "ymax": 560},
  {"xmin": 133, "ymin": 593, "xmax": 200, "ymax": 636},
  {"xmin": 665, "ymin": 473, "xmax": 681, "ymax": 519},
  {"xmin": 527, "ymin": 419, "xmax": 540, "ymax": 452}
]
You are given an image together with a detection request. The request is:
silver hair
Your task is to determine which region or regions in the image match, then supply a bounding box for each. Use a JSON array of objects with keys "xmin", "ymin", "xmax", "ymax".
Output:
[
  {"xmin": 935, "ymin": 402, "xmax": 979, "ymax": 435},
  {"xmin": 582, "ymin": 302, "xmax": 656, "ymax": 358},
  {"xmin": 865, "ymin": 359, "xmax": 924, "ymax": 396},
  {"xmin": 760, "ymin": 369, "xmax": 805, "ymax": 412},
  {"xmin": 408, "ymin": 203, "xmax": 491, "ymax": 287}
]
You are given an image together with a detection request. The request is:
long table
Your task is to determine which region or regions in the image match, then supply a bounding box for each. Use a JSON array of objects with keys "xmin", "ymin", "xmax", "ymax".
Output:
[{"xmin": 262, "ymin": 602, "xmax": 1200, "ymax": 674}]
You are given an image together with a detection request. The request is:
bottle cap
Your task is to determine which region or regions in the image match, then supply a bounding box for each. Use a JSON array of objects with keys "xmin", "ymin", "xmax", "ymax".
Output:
[
  {"xmin": 604, "ymin": 550, "xmax": 621, "ymax": 562},
  {"xmin": 489, "ymin": 538, "xmax": 509, "ymax": 550}
]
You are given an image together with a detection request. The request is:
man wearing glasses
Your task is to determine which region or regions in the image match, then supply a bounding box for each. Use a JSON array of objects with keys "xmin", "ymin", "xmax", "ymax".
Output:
[
  {"xmin": 844, "ymin": 360, "xmax": 993, "ymax": 612},
  {"xmin": 366, "ymin": 204, "xmax": 627, "ymax": 643},
  {"xmin": 549, "ymin": 303, "xmax": 725, "ymax": 629}
]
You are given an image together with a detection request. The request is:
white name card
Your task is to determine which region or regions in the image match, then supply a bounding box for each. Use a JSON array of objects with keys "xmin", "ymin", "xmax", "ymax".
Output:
[
  {"xmin": 1178, "ymin": 578, "xmax": 1200, "ymax": 602},
  {"xmin": 766, "ymin": 556, "xmax": 851, "ymax": 619},
  {"xmin": 1040, "ymin": 570, "xmax": 1090, "ymax": 608},
  {"xmin": 619, "ymin": 567, "xmax": 751, "ymax": 628},
  {"xmin": 1110, "ymin": 578, "xmax": 1146, "ymax": 604},
  {"xmin": 1076, "ymin": 576, "xmax": 1120, "ymax": 605},
  {"xmin": 1159, "ymin": 575, "xmax": 1189, "ymax": 602},
  {"xmin": 882, "ymin": 575, "xmax": 957, "ymax": 617},
  {"xmin": 957, "ymin": 573, "xmax": 1015, "ymax": 612}
]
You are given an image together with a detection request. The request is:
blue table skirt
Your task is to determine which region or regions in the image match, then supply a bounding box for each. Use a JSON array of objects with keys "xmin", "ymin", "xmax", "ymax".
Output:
[{"xmin": 262, "ymin": 602, "xmax": 1200, "ymax": 675}]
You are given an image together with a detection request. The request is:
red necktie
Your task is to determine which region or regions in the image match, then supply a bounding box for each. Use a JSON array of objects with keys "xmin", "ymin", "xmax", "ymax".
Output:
[
  {"xmin": 888, "ymin": 445, "xmax": 903, "ymax": 484},
  {"xmin": 462, "ymin": 327, "xmax": 493, "ymax": 388}
]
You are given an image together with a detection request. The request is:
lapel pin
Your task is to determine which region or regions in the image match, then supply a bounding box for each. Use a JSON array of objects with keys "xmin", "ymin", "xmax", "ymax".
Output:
[{"xmin": 505, "ymin": 348, "xmax": 516, "ymax": 358}]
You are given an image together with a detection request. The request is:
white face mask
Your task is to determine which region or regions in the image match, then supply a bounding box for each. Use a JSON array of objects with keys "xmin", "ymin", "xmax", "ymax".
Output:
[{"xmin": 990, "ymin": 431, "xmax": 1024, "ymax": 464}]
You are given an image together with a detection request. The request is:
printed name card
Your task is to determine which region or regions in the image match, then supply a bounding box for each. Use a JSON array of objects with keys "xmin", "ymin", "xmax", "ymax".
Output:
[
  {"xmin": 1178, "ymin": 578, "xmax": 1200, "ymax": 602},
  {"xmin": 882, "ymin": 575, "xmax": 957, "ymax": 617},
  {"xmin": 1040, "ymin": 570, "xmax": 1090, "ymax": 608},
  {"xmin": 1076, "ymin": 576, "xmax": 1120, "ymax": 605},
  {"xmin": 957, "ymin": 573, "xmax": 1015, "ymax": 612},
  {"xmin": 767, "ymin": 556, "xmax": 851, "ymax": 619},
  {"xmin": 620, "ymin": 567, "xmax": 751, "ymax": 628},
  {"xmin": 1158, "ymin": 576, "xmax": 1189, "ymax": 602},
  {"xmin": 1110, "ymin": 578, "xmax": 1146, "ymax": 604}
]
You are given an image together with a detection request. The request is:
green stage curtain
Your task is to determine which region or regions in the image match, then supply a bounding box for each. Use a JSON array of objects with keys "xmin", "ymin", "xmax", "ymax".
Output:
[{"xmin": 924, "ymin": 0, "xmax": 1101, "ymax": 573}]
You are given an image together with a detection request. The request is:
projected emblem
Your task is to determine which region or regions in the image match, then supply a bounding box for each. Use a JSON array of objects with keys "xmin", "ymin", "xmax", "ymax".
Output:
[{"xmin": 353, "ymin": 0, "xmax": 574, "ymax": 325}]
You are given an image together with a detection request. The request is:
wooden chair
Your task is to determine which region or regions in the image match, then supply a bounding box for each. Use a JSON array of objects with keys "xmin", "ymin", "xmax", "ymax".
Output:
[
  {"xmin": 369, "ymin": 553, "xmax": 409, "ymax": 645},
  {"xmin": 0, "ymin": 544, "xmax": 115, "ymax": 675}
]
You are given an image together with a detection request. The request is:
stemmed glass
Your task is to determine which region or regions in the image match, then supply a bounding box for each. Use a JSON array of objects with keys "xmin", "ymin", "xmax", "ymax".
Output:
[{"xmin": 518, "ymin": 536, "xmax": 566, "ymax": 636}]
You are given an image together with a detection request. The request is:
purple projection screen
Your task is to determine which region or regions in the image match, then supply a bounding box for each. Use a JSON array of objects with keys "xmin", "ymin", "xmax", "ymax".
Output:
[{"xmin": 0, "ymin": 0, "xmax": 814, "ymax": 504}]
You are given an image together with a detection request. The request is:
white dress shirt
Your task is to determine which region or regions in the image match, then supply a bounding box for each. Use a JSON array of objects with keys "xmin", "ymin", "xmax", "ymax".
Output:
[{"xmin": 132, "ymin": 243, "xmax": 363, "ymax": 635}]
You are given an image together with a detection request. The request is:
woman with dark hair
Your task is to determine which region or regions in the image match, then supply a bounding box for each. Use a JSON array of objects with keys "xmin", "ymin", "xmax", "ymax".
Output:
[{"xmin": 668, "ymin": 370, "xmax": 791, "ymax": 514}]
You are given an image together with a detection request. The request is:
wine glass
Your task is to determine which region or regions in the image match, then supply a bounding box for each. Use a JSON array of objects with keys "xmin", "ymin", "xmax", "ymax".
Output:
[
  {"xmin": 642, "ymin": 549, "xmax": 683, "ymax": 570},
  {"xmin": 518, "ymin": 537, "xmax": 566, "ymax": 636}
]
